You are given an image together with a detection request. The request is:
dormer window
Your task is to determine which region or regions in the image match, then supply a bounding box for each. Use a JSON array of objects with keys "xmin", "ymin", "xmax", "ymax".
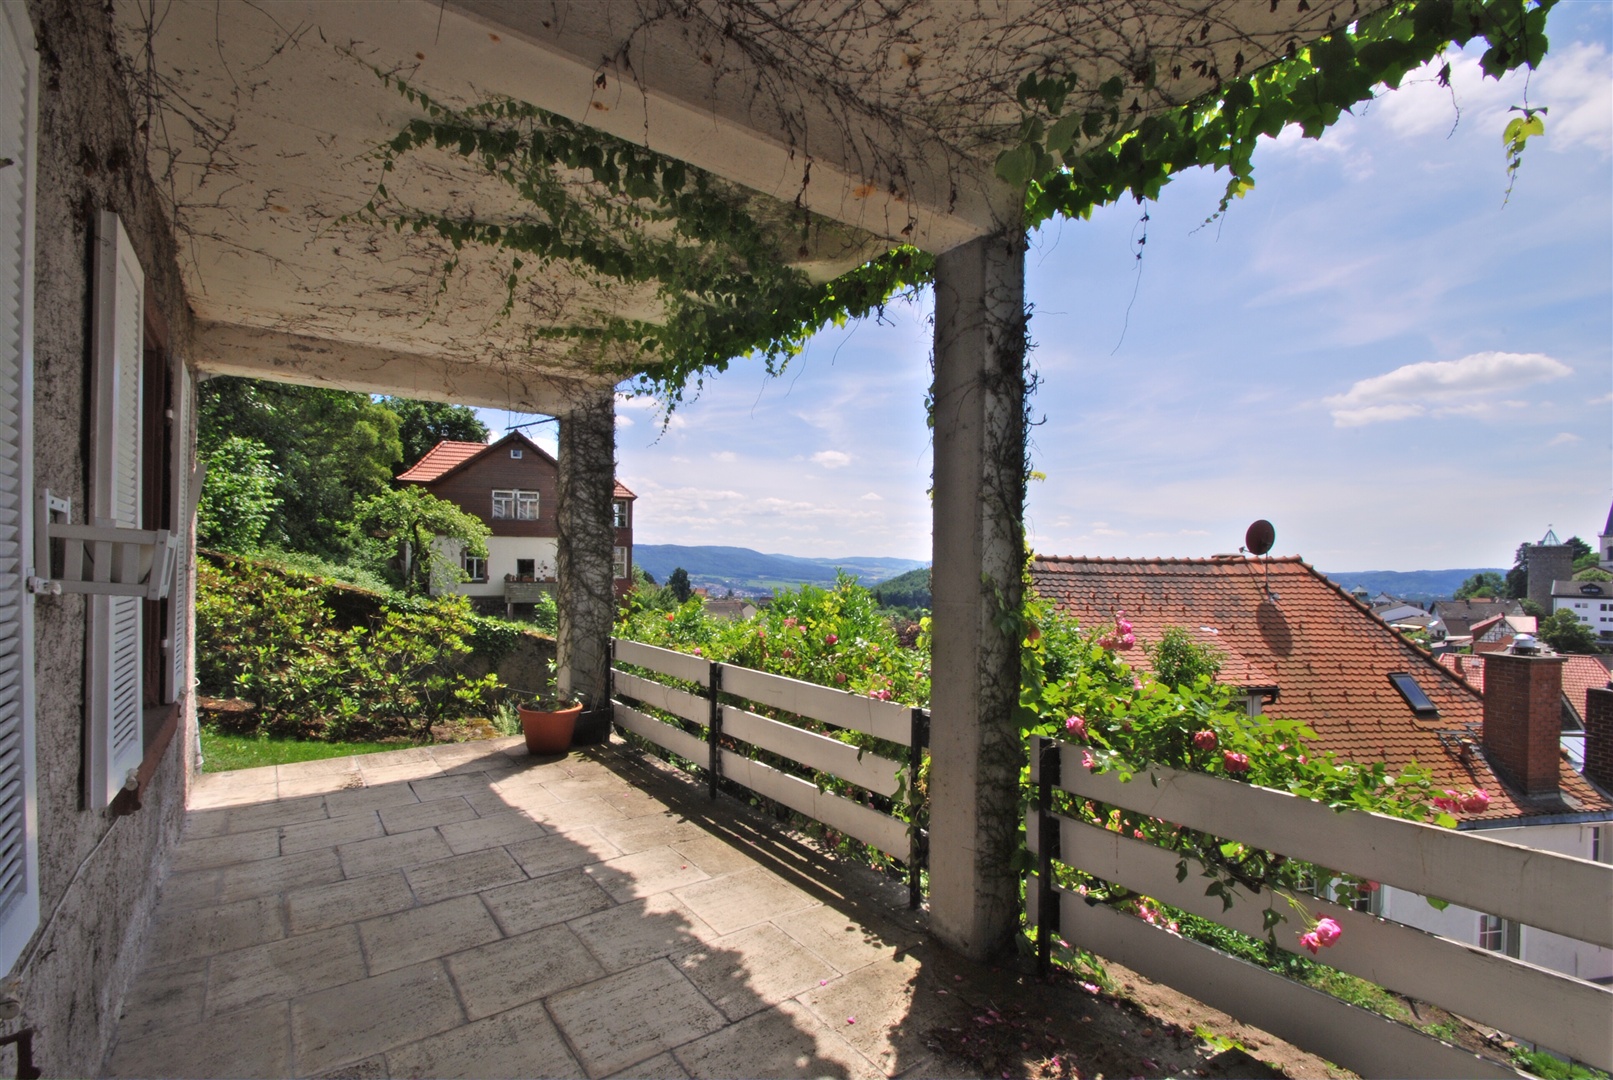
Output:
[
  {"xmin": 1388, "ymin": 672, "xmax": 1438, "ymax": 717},
  {"xmin": 1580, "ymin": 583, "xmax": 1604, "ymax": 596}
]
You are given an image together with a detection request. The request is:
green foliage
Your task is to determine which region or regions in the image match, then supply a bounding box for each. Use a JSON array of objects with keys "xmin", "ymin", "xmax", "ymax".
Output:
[
  {"xmin": 1575, "ymin": 567, "xmax": 1613, "ymax": 582},
  {"xmin": 1004, "ymin": 0, "xmax": 1557, "ymax": 227},
  {"xmin": 196, "ymin": 437, "xmax": 281, "ymax": 552},
  {"xmin": 1146, "ymin": 626, "xmax": 1224, "ymax": 689},
  {"xmin": 871, "ymin": 567, "xmax": 932, "ymax": 611},
  {"xmin": 197, "ymin": 377, "xmax": 403, "ymax": 556},
  {"xmin": 1455, "ymin": 571, "xmax": 1507, "ymax": 599},
  {"xmin": 1565, "ymin": 535, "xmax": 1593, "ymax": 561},
  {"xmin": 382, "ymin": 397, "xmax": 489, "ymax": 472},
  {"xmin": 195, "ymin": 554, "xmax": 502, "ymax": 742},
  {"xmin": 1512, "ymin": 1048, "xmax": 1610, "ymax": 1080},
  {"xmin": 664, "ymin": 567, "xmax": 693, "ymax": 606},
  {"xmin": 1520, "ymin": 597, "xmax": 1547, "ymax": 617},
  {"xmin": 1540, "ymin": 609, "xmax": 1598, "ymax": 653},
  {"xmin": 347, "ymin": 485, "xmax": 491, "ymax": 595},
  {"xmin": 199, "ymin": 729, "xmax": 401, "ymax": 772}
]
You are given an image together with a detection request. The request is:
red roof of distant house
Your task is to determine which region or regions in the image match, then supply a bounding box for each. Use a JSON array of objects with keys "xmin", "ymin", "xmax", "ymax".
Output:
[
  {"xmin": 1439, "ymin": 652, "xmax": 1613, "ymax": 728},
  {"xmin": 397, "ymin": 435, "xmax": 636, "ymax": 500},
  {"xmin": 1030, "ymin": 555, "xmax": 1611, "ymax": 824},
  {"xmin": 397, "ymin": 440, "xmax": 487, "ymax": 482}
]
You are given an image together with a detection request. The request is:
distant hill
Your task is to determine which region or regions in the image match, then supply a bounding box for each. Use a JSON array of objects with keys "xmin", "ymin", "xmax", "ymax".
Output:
[
  {"xmin": 634, "ymin": 545, "xmax": 927, "ymax": 597},
  {"xmin": 871, "ymin": 566, "xmax": 931, "ymax": 610},
  {"xmin": 1319, "ymin": 568, "xmax": 1507, "ymax": 603}
]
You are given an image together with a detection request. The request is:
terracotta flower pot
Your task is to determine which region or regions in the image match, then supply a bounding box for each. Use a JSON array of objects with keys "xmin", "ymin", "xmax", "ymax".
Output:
[{"xmin": 518, "ymin": 701, "xmax": 582, "ymax": 755}]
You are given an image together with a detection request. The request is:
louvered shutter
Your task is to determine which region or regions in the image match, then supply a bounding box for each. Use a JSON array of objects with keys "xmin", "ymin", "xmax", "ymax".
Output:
[
  {"xmin": 88, "ymin": 212, "xmax": 144, "ymax": 809},
  {"xmin": 0, "ymin": 4, "xmax": 40, "ymax": 971},
  {"xmin": 166, "ymin": 360, "xmax": 192, "ymax": 702}
]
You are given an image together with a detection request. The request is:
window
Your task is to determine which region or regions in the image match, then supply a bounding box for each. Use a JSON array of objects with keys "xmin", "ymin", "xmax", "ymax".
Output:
[
  {"xmin": 516, "ymin": 558, "xmax": 535, "ymax": 579},
  {"xmin": 1594, "ymin": 825, "xmax": 1613, "ymax": 864},
  {"xmin": 1478, "ymin": 914, "xmax": 1521, "ymax": 958},
  {"xmin": 1350, "ymin": 883, "xmax": 1384, "ymax": 916},
  {"xmin": 510, "ymin": 447, "xmax": 523, "ymax": 459},
  {"xmin": 492, "ymin": 489, "xmax": 538, "ymax": 520},
  {"xmin": 462, "ymin": 554, "xmax": 487, "ymax": 583},
  {"xmin": 613, "ymin": 546, "xmax": 629, "ymax": 578},
  {"xmin": 612, "ymin": 499, "xmax": 630, "ymax": 529},
  {"xmin": 1387, "ymin": 672, "xmax": 1438, "ymax": 717}
]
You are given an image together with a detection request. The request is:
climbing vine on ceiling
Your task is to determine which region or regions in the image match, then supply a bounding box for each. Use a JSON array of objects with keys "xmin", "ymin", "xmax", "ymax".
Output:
[{"xmin": 358, "ymin": 0, "xmax": 1553, "ymax": 407}]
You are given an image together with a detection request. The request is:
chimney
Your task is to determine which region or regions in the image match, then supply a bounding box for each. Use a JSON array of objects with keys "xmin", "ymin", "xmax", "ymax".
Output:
[
  {"xmin": 1482, "ymin": 650, "xmax": 1564, "ymax": 797},
  {"xmin": 1585, "ymin": 686, "xmax": 1613, "ymax": 793}
]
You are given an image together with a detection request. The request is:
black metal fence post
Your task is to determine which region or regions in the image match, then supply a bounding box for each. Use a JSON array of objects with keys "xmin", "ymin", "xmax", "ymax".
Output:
[
  {"xmin": 1037, "ymin": 735, "xmax": 1061, "ymax": 977},
  {"xmin": 707, "ymin": 662, "xmax": 723, "ymax": 800},
  {"xmin": 909, "ymin": 707, "xmax": 929, "ymax": 910}
]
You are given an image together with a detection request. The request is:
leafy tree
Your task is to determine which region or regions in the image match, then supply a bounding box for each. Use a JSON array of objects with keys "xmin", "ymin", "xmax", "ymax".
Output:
[
  {"xmin": 197, "ymin": 377, "xmax": 403, "ymax": 556},
  {"xmin": 381, "ymin": 397, "xmax": 490, "ymax": 472},
  {"xmin": 1454, "ymin": 571, "xmax": 1506, "ymax": 600},
  {"xmin": 635, "ymin": 565, "xmax": 657, "ymax": 587},
  {"xmin": 1539, "ymin": 609, "xmax": 1598, "ymax": 654},
  {"xmin": 1147, "ymin": 627, "xmax": 1226, "ymax": 689},
  {"xmin": 1505, "ymin": 543, "xmax": 1530, "ymax": 600},
  {"xmin": 1519, "ymin": 598, "xmax": 1546, "ymax": 617},
  {"xmin": 1575, "ymin": 567, "xmax": 1613, "ymax": 582},
  {"xmin": 1566, "ymin": 536, "xmax": 1593, "ymax": 562},
  {"xmin": 196, "ymin": 437, "xmax": 281, "ymax": 552},
  {"xmin": 664, "ymin": 567, "xmax": 692, "ymax": 606},
  {"xmin": 348, "ymin": 486, "xmax": 491, "ymax": 595}
]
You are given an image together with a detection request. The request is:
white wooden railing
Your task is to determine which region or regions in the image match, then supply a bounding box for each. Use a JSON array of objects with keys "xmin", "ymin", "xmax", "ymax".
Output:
[
  {"xmin": 609, "ymin": 638, "xmax": 927, "ymax": 906},
  {"xmin": 1027, "ymin": 736, "xmax": 1613, "ymax": 1079}
]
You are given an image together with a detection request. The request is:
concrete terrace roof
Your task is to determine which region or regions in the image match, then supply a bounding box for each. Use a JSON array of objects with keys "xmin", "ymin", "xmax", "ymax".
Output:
[
  {"xmin": 1029, "ymin": 555, "xmax": 1613, "ymax": 824},
  {"xmin": 112, "ymin": 0, "xmax": 1361, "ymax": 413}
]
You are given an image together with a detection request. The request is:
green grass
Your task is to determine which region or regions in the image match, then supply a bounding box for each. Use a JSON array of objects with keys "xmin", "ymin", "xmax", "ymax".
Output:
[{"xmin": 199, "ymin": 728, "xmax": 410, "ymax": 772}]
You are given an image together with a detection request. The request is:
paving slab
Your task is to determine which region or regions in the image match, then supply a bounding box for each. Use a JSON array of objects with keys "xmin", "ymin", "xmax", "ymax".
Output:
[
  {"xmin": 146, "ymin": 893, "xmax": 284, "ymax": 962},
  {"xmin": 106, "ymin": 1001, "xmax": 292, "ymax": 1079},
  {"xmin": 674, "ymin": 999, "xmax": 882, "ymax": 1080},
  {"xmin": 337, "ymin": 829, "xmax": 454, "ymax": 878},
  {"xmin": 287, "ymin": 871, "xmax": 416, "ymax": 935},
  {"xmin": 225, "ymin": 793, "xmax": 330, "ymax": 834},
  {"xmin": 377, "ymin": 795, "xmax": 477, "ymax": 835},
  {"xmin": 216, "ymin": 847, "xmax": 345, "ymax": 904},
  {"xmin": 324, "ymin": 782, "xmax": 422, "ymax": 818},
  {"xmin": 279, "ymin": 769, "xmax": 365, "ymax": 798},
  {"xmin": 445, "ymin": 923, "xmax": 606, "ymax": 1020},
  {"xmin": 675, "ymin": 866, "xmax": 820, "ymax": 935},
  {"xmin": 568, "ymin": 893, "xmax": 721, "ymax": 974},
  {"xmin": 482, "ymin": 868, "xmax": 615, "ymax": 936},
  {"xmin": 794, "ymin": 950, "xmax": 942, "ymax": 1078},
  {"xmin": 168, "ymin": 827, "xmax": 282, "ymax": 873},
  {"xmin": 773, "ymin": 902, "xmax": 921, "ymax": 975},
  {"xmin": 437, "ymin": 808, "xmax": 548, "ymax": 854},
  {"xmin": 358, "ymin": 894, "xmax": 503, "ymax": 975},
  {"xmin": 547, "ymin": 959, "xmax": 727, "ymax": 1079},
  {"xmin": 404, "ymin": 847, "xmax": 526, "ymax": 904},
  {"xmin": 207, "ymin": 924, "xmax": 368, "ymax": 1016},
  {"xmin": 113, "ymin": 957, "xmax": 208, "ymax": 1042},
  {"xmin": 507, "ymin": 827, "xmax": 622, "ymax": 878},
  {"xmin": 385, "ymin": 1000, "xmax": 585, "ymax": 1079},
  {"xmin": 279, "ymin": 811, "xmax": 385, "ymax": 854},
  {"xmin": 292, "ymin": 960, "xmax": 465, "ymax": 1077},
  {"xmin": 585, "ymin": 845, "xmax": 711, "ymax": 902},
  {"xmin": 675, "ymin": 922, "xmax": 839, "ymax": 1022}
]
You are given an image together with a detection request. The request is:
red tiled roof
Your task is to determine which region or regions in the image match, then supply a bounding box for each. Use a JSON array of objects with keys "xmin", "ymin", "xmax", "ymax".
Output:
[
  {"xmin": 397, "ymin": 440, "xmax": 487, "ymax": 482},
  {"xmin": 1030, "ymin": 555, "xmax": 1612, "ymax": 823},
  {"xmin": 614, "ymin": 480, "xmax": 637, "ymax": 500},
  {"xmin": 1445, "ymin": 653, "xmax": 1613, "ymax": 727}
]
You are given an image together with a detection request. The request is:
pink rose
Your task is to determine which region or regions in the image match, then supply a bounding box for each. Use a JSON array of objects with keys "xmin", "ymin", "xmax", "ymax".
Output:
[
  {"xmin": 1363, "ymin": 880, "xmax": 1380, "ymax": 892},
  {"xmin": 780, "ymin": 649, "xmax": 794, "ymax": 659},
  {"xmin": 834, "ymin": 672, "xmax": 847, "ymax": 685},
  {"xmin": 1064, "ymin": 716, "xmax": 1087, "ymax": 739},
  {"xmin": 784, "ymin": 617, "xmax": 798, "ymax": 628},
  {"xmin": 1299, "ymin": 931, "xmax": 1321, "ymax": 955},
  {"xmin": 1192, "ymin": 730, "xmax": 1217, "ymax": 751},
  {"xmin": 1313, "ymin": 918, "xmax": 1342, "ymax": 947},
  {"xmin": 1117, "ymin": 632, "xmax": 1136, "ymax": 650},
  {"xmin": 1222, "ymin": 750, "xmax": 1250, "ymax": 774},
  {"xmin": 1117, "ymin": 619, "xmax": 1133, "ymax": 634},
  {"xmin": 692, "ymin": 647, "xmax": 703, "ymax": 656},
  {"xmin": 824, "ymin": 633, "xmax": 838, "ymax": 646},
  {"xmin": 1459, "ymin": 790, "xmax": 1490, "ymax": 814},
  {"xmin": 1081, "ymin": 750, "xmax": 1096, "ymax": 771}
]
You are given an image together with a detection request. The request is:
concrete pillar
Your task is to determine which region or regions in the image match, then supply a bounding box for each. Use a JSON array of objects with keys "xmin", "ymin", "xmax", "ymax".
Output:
[
  {"xmin": 555, "ymin": 384, "xmax": 616, "ymax": 745},
  {"xmin": 928, "ymin": 225, "xmax": 1028, "ymax": 961}
]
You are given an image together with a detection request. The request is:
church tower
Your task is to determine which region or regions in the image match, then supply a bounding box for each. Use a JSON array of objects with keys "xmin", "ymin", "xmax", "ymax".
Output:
[{"xmin": 1599, "ymin": 501, "xmax": 1613, "ymax": 571}]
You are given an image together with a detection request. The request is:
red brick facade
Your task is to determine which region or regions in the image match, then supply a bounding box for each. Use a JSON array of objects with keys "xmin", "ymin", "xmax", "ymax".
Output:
[
  {"xmin": 1482, "ymin": 652, "xmax": 1564, "ymax": 797},
  {"xmin": 1586, "ymin": 687, "xmax": 1613, "ymax": 794}
]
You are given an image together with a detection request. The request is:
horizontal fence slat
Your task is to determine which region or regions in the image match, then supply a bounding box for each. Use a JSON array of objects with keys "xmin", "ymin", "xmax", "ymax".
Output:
[
  {"xmin": 721, "ymin": 704, "xmax": 905, "ymax": 798},
  {"xmin": 612, "ymin": 669, "xmax": 709, "ymax": 726},
  {"xmin": 1058, "ymin": 747, "xmax": 1613, "ymax": 948},
  {"xmin": 1043, "ymin": 884, "xmax": 1522, "ymax": 1080},
  {"xmin": 613, "ymin": 639, "xmax": 710, "ymax": 685},
  {"xmin": 717, "ymin": 664, "xmax": 911, "ymax": 745},
  {"xmin": 612, "ymin": 702, "xmax": 708, "ymax": 766},
  {"xmin": 718, "ymin": 749, "xmax": 910, "ymax": 858},
  {"xmin": 1035, "ymin": 811, "xmax": 1613, "ymax": 1070}
]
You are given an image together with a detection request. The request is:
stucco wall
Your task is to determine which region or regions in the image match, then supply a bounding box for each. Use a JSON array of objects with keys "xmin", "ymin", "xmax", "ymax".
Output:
[{"xmin": 2, "ymin": 2, "xmax": 195, "ymax": 1075}]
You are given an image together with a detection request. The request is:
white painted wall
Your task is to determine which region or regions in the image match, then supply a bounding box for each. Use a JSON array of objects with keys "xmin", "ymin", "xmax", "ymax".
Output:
[
  {"xmin": 1379, "ymin": 822, "xmax": 1613, "ymax": 983},
  {"xmin": 431, "ymin": 536, "xmax": 558, "ymax": 598}
]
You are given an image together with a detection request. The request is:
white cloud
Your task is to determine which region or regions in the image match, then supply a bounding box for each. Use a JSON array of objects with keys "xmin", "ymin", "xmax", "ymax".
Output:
[
  {"xmin": 1324, "ymin": 351, "xmax": 1571, "ymax": 426},
  {"xmin": 811, "ymin": 450, "xmax": 852, "ymax": 468},
  {"xmin": 711, "ymin": 450, "xmax": 737, "ymax": 462},
  {"xmin": 1549, "ymin": 432, "xmax": 1582, "ymax": 446},
  {"xmin": 860, "ymin": 492, "xmax": 883, "ymax": 501},
  {"xmin": 614, "ymin": 414, "xmax": 634, "ymax": 428}
]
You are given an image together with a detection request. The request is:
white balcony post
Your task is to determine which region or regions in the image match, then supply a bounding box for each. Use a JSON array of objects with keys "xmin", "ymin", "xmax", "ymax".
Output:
[
  {"xmin": 928, "ymin": 225, "xmax": 1028, "ymax": 960},
  {"xmin": 555, "ymin": 384, "xmax": 617, "ymax": 743}
]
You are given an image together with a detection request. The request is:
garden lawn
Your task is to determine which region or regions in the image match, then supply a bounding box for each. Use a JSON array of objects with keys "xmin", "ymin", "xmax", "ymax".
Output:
[{"xmin": 199, "ymin": 727, "xmax": 407, "ymax": 772}]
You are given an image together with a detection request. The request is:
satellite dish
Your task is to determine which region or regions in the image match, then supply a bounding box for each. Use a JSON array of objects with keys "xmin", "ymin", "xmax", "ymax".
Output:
[{"xmin": 1245, "ymin": 519, "xmax": 1276, "ymax": 557}]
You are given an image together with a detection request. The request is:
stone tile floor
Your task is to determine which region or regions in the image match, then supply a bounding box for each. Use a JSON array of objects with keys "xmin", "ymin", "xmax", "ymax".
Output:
[{"xmin": 102, "ymin": 736, "xmax": 984, "ymax": 1080}]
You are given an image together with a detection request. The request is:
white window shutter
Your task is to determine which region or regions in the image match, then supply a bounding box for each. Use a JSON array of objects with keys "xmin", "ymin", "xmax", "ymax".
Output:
[
  {"xmin": 88, "ymin": 212, "xmax": 144, "ymax": 808},
  {"xmin": 167, "ymin": 360, "xmax": 192, "ymax": 703},
  {"xmin": 0, "ymin": 3, "xmax": 40, "ymax": 971}
]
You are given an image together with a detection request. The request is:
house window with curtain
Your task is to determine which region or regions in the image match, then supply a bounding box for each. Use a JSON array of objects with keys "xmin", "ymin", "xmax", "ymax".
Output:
[
  {"xmin": 612, "ymin": 499, "xmax": 629, "ymax": 528},
  {"xmin": 613, "ymin": 546, "xmax": 628, "ymax": 578},
  {"xmin": 492, "ymin": 489, "xmax": 538, "ymax": 520},
  {"xmin": 1478, "ymin": 914, "xmax": 1521, "ymax": 957}
]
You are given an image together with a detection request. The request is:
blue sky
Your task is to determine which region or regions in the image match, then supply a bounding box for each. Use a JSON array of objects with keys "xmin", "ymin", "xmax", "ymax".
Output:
[{"xmin": 483, "ymin": 5, "xmax": 1612, "ymax": 572}]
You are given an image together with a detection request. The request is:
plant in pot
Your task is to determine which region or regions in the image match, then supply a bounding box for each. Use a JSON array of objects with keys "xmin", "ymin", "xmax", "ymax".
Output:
[{"xmin": 517, "ymin": 689, "xmax": 582, "ymax": 755}]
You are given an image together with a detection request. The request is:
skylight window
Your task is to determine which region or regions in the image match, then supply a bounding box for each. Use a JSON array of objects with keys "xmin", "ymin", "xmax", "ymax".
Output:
[{"xmin": 1388, "ymin": 672, "xmax": 1438, "ymax": 717}]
